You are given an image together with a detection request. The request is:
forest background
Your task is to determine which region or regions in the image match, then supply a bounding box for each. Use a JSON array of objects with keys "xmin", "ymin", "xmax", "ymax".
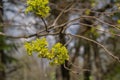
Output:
[{"xmin": 0, "ymin": 0, "xmax": 120, "ymax": 80}]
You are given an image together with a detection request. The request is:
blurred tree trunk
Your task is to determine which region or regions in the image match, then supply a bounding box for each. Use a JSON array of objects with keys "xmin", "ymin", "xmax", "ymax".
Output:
[
  {"xmin": 91, "ymin": 35, "xmax": 103, "ymax": 80},
  {"xmin": 83, "ymin": 43, "xmax": 91, "ymax": 80},
  {"xmin": 80, "ymin": 15, "xmax": 93, "ymax": 80},
  {"xmin": 0, "ymin": 0, "xmax": 5, "ymax": 80},
  {"xmin": 59, "ymin": 33, "xmax": 70, "ymax": 80}
]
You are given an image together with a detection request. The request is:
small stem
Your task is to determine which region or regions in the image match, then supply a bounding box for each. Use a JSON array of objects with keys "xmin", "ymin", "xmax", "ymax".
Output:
[{"xmin": 40, "ymin": 17, "xmax": 49, "ymax": 32}]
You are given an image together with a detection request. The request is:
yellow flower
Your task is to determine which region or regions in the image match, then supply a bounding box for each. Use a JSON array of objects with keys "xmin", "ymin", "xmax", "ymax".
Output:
[
  {"xmin": 26, "ymin": 0, "xmax": 50, "ymax": 17},
  {"xmin": 117, "ymin": 20, "xmax": 120, "ymax": 24}
]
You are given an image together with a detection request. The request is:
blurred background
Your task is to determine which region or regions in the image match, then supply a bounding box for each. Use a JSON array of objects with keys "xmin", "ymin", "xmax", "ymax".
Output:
[{"xmin": 0, "ymin": 0, "xmax": 120, "ymax": 80}]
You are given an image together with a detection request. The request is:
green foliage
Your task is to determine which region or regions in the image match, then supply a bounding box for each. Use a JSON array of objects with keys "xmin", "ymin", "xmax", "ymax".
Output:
[
  {"xmin": 50, "ymin": 72, "xmax": 56, "ymax": 80},
  {"xmin": 109, "ymin": 28, "xmax": 116, "ymax": 38},
  {"xmin": 25, "ymin": 0, "xmax": 50, "ymax": 17},
  {"xmin": 90, "ymin": 0, "xmax": 96, "ymax": 7},
  {"xmin": 85, "ymin": 9, "xmax": 91, "ymax": 15},
  {"xmin": 90, "ymin": 26, "xmax": 100, "ymax": 37},
  {"xmin": 104, "ymin": 64, "xmax": 120, "ymax": 80},
  {"xmin": 113, "ymin": 12, "xmax": 120, "ymax": 19},
  {"xmin": 24, "ymin": 38, "xmax": 69, "ymax": 65},
  {"xmin": 24, "ymin": 38, "xmax": 48, "ymax": 56},
  {"xmin": 117, "ymin": 19, "xmax": 120, "ymax": 24},
  {"xmin": 50, "ymin": 43, "xmax": 69, "ymax": 65}
]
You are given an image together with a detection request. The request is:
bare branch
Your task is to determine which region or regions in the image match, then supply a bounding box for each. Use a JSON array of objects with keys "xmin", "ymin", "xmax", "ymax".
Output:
[{"xmin": 67, "ymin": 33, "xmax": 120, "ymax": 63}]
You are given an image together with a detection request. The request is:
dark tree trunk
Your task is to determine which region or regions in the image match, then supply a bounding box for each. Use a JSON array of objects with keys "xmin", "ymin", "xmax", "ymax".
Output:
[
  {"xmin": 59, "ymin": 33, "xmax": 70, "ymax": 80},
  {"xmin": 83, "ymin": 43, "xmax": 91, "ymax": 80},
  {"xmin": 0, "ymin": 0, "xmax": 5, "ymax": 80},
  {"xmin": 61, "ymin": 61, "xmax": 70, "ymax": 80}
]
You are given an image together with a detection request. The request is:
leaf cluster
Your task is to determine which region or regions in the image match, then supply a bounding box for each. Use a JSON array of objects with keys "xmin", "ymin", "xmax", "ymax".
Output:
[
  {"xmin": 24, "ymin": 38, "xmax": 69, "ymax": 65},
  {"xmin": 25, "ymin": 0, "xmax": 50, "ymax": 17}
]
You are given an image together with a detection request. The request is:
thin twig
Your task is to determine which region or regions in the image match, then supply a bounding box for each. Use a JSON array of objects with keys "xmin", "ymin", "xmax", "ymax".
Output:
[
  {"xmin": 64, "ymin": 35, "xmax": 73, "ymax": 46},
  {"xmin": 40, "ymin": 17, "xmax": 49, "ymax": 32},
  {"xmin": 52, "ymin": 2, "xmax": 74, "ymax": 27}
]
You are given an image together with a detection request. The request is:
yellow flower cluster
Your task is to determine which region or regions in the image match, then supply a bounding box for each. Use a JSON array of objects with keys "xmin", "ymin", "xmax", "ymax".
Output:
[
  {"xmin": 24, "ymin": 38, "xmax": 48, "ymax": 56},
  {"xmin": 50, "ymin": 43, "xmax": 69, "ymax": 65},
  {"xmin": 25, "ymin": 0, "xmax": 50, "ymax": 17},
  {"xmin": 24, "ymin": 38, "xmax": 69, "ymax": 65}
]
